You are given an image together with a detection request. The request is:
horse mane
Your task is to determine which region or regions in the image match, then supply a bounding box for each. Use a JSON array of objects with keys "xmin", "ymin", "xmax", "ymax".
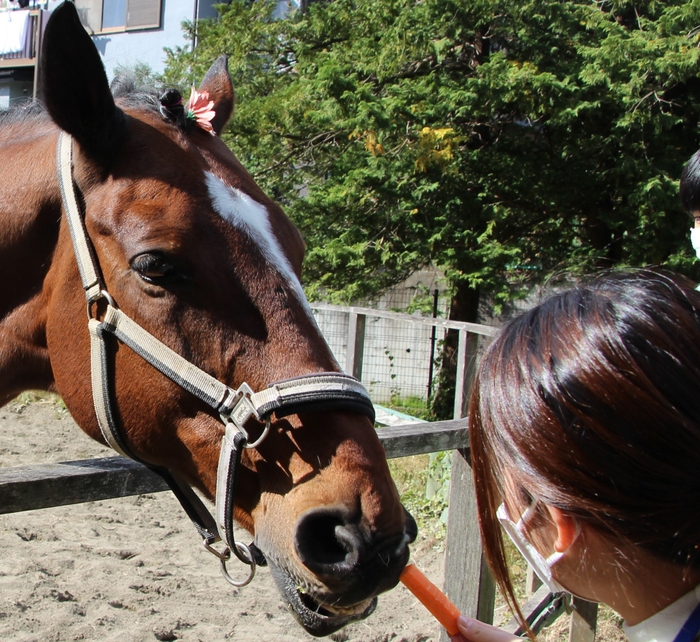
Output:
[
  {"xmin": 0, "ymin": 75, "xmax": 164, "ymax": 132},
  {"xmin": 0, "ymin": 100, "xmax": 50, "ymax": 129},
  {"xmin": 109, "ymin": 75, "xmax": 162, "ymax": 114}
]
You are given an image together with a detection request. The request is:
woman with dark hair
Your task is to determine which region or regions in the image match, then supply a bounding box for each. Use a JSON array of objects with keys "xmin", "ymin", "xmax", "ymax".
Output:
[
  {"xmin": 681, "ymin": 151, "xmax": 700, "ymax": 259},
  {"xmin": 452, "ymin": 269, "xmax": 700, "ymax": 642},
  {"xmin": 681, "ymin": 151, "xmax": 700, "ymax": 218}
]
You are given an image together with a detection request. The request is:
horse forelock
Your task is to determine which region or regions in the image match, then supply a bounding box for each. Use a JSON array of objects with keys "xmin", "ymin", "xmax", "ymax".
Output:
[{"xmin": 110, "ymin": 75, "xmax": 161, "ymax": 114}]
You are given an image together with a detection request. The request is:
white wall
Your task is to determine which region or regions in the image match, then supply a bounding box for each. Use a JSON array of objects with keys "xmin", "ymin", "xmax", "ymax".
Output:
[
  {"xmin": 93, "ymin": 0, "xmax": 292, "ymax": 79},
  {"xmin": 97, "ymin": 0, "xmax": 194, "ymax": 79},
  {"xmin": 46, "ymin": 0, "xmax": 211, "ymax": 79}
]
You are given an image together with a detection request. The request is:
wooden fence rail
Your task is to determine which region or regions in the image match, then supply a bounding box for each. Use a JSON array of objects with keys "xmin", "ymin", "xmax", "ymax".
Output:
[
  {"xmin": 0, "ymin": 420, "xmax": 466, "ymax": 515},
  {"xmin": 0, "ymin": 419, "xmax": 595, "ymax": 640}
]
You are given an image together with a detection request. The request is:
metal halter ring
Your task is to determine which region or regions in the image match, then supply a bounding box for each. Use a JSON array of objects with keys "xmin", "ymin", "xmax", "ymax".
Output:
[
  {"xmin": 203, "ymin": 539, "xmax": 256, "ymax": 587},
  {"xmin": 86, "ymin": 289, "xmax": 117, "ymax": 321},
  {"xmin": 243, "ymin": 417, "xmax": 271, "ymax": 450}
]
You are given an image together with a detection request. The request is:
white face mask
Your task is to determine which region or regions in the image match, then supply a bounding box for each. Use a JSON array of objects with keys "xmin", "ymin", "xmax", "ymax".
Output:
[
  {"xmin": 690, "ymin": 228, "xmax": 700, "ymax": 259},
  {"xmin": 497, "ymin": 502, "xmax": 576, "ymax": 595}
]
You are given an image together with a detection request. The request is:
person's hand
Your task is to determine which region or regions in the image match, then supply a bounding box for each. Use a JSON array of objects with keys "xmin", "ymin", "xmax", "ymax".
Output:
[{"xmin": 450, "ymin": 615, "xmax": 523, "ymax": 642}]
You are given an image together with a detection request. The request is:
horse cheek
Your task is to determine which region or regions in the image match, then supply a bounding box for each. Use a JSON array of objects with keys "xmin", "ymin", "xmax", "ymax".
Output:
[{"xmin": 44, "ymin": 283, "xmax": 101, "ymax": 445}]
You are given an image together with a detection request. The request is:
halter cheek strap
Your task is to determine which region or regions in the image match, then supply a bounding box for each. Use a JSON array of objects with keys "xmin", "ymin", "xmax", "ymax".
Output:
[{"xmin": 56, "ymin": 131, "xmax": 375, "ymax": 587}]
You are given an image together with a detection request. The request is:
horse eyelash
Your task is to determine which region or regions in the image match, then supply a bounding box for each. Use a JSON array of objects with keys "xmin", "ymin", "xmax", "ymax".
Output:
[{"xmin": 131, "ymin": 254, "xmax": 181, "ymax": 284}]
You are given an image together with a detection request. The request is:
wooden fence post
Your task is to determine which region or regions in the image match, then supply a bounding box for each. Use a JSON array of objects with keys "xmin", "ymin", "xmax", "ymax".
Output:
[
  {"xmin": 453, "ymin": 330, "xmax": 480, "ymax": 419},
  {"xmin": 441, "ymin": 448, "xmax": 496, "ymax": 642},
  {"xmin": 453, "ymin": 329, "xmax": 468, "ymax": 420},
  {"xmin": 442, "ymin": 329, "xmax": 495, "ymax": 641},
  {"xmin": 346, "ymin": 311, "xmax": 366, "ymax": 381},
  {"xmin": 569, "ymin": 598, "xmax": 598, "ymax": 642},
  {"xmin": 526, "ymin": 566, "xmax": 543, "ymax": 595}
]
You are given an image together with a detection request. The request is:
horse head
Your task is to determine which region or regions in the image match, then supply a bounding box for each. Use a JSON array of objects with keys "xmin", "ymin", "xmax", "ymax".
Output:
[{"xmin": 32, "ymin": 2, "xmax": 416, "ymax": 635}]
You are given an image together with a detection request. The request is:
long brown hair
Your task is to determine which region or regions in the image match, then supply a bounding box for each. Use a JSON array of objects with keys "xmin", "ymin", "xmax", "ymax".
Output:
[{"xmin": 469, "ymin": 270, "xmax": 700, "ymax": 620}]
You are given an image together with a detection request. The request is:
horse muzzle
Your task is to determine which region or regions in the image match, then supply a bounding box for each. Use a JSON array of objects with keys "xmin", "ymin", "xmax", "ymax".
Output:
[{"xmin": 266, "ymin": 506, "xmax": 418, "ymax": 636}]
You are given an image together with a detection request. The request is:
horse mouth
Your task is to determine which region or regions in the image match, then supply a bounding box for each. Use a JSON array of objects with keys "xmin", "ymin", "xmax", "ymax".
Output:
[
  {"xmin": 268, "ymin": 560, "xmax": 377, "ymax": 637},
  {"xmin": 296, "ymin": 586, "xmax": 375, "ymax": 618}
]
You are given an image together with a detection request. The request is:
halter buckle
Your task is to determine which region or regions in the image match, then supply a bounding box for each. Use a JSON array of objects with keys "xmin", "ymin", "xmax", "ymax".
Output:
[
  {"xmin": 230, "ymin": 383, "xmax": 257, "ymax": 427},
  {"xmin": 220, "ymin": 383, "xmax": 271, "ymax": 449}
]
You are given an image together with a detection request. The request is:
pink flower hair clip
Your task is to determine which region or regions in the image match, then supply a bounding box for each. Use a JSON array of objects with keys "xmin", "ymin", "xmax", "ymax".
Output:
[{"xmin": 185, "ymin": 86, "xmax": 216, "ymax": 135}]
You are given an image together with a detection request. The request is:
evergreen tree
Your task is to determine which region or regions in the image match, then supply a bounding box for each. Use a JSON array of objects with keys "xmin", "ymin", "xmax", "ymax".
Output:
[{"xmin": 163, "ymin": 0, "xmax": 700, "ymax": 414}]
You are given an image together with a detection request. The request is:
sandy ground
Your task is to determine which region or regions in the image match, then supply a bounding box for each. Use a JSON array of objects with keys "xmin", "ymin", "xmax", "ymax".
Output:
[{"xmin": 0, "ymin": 397, "xmax": 445, "ymax": 642}]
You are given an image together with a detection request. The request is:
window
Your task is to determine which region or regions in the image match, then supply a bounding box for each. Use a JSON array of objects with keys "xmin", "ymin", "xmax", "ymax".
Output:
[{"xmin": 75, "ymin": 0, "xmax": 161, "ymax": 33}]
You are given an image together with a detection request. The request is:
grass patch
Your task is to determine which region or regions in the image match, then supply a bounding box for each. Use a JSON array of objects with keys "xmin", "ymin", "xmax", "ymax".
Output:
[
  {"xmin": 389, "ymin": 453, "xmax": 449, "ymax": 541},
  {"xmin": 10, "ymin": 391, "xmax": 68, "ymax": 417},
  {"xmin": 384, "ymin": 395, "xmax": 433, "ymax": 421},
  {"xmin": 13, "ymin": 390, "xmax": 62, "ymax": 405}
]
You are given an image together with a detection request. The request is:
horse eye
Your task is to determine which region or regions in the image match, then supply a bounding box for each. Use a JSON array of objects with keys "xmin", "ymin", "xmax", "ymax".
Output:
[{"xmin": 131, "ymin": 253, "xmax": 181, "ymax": 285}]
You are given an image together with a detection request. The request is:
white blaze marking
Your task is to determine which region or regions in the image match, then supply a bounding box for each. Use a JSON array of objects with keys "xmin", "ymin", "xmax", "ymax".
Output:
[{"xmin": 205, "ymin": 172, "xmax": 313, "ymax": 311}]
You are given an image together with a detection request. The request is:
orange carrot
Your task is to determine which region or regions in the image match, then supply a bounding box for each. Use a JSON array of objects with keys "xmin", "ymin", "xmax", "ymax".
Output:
[{"xmin": 400, "ymin": 563, "xmax": 461, "ymax": 637}]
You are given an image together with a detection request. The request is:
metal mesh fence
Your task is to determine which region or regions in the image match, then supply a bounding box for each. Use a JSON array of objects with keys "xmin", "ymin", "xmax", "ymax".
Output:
[
  {"xmin": 310, "ymin": 272, "xmax": 454, "ymax": 414},
  {"xmin": 311, "ymin": 305, "xmax": 448, "ymax": 408}
]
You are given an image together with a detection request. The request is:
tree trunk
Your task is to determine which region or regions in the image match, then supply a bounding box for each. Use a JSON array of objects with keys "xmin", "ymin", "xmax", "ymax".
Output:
[
  {"xmin": 431, "ymin": 281, "xmax": 480, "ymax": 420},
  {"xmin": 586, "ymin": 207, "xmax": 622, "ymax": 269}
]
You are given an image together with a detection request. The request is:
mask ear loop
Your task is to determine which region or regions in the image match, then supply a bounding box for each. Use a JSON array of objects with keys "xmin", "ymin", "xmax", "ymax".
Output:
[
  {"xmin": 516, "ymin": 503, "xmax": 539, "ymax": 530},
  {"xmin": 497, "ymin": 502, "xmax": 572, "ymax": 595},
  {"xmin": 518, "ymin": 502, "xmax": 582, "ymax": 556}
]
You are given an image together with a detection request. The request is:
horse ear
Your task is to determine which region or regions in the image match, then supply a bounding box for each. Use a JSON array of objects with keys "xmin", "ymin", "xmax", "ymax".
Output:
[
  {"xmin": 197, "ymin": 55, "xmax": 234, "ymax": 136},
  {"xmin": 40, "ymin": 1, "xmax": 125, "ymax": 157}
]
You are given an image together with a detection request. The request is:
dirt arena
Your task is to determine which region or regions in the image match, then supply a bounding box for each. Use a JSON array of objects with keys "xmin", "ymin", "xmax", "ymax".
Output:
[{"xmin": 0, "ymin": 397, "xmax": 445, "ymax": 642}]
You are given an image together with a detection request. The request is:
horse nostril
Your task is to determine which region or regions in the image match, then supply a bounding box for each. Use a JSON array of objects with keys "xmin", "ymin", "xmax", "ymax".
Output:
[
  {"xmin": 334, "ymin": 525, "xmax": 363, "ymax": 565},
  {"xmin": 294, "ymin": 507, "xmax": 417, "ymax": 604},
  {"xmin": 294, "ymin": 509, "xmax": 364, "ymax": 576}
]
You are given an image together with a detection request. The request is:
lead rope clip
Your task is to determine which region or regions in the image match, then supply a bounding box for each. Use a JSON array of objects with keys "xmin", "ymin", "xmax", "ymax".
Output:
[{"xmin": 203, "ymin": 537, "xmax": 257, "ymax": 587}]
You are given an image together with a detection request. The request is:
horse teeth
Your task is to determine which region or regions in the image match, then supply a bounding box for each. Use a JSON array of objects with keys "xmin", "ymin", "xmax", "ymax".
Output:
[
  {"xmin": 318, "ymin": 598, "xmax": 372, "ymax": 617},
  {"xmin": 294, "ymin": 584, "xmax": 371, "ymax": 617}
]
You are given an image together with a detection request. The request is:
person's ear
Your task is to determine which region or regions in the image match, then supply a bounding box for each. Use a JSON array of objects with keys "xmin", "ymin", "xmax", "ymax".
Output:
[{"xmin": 546, "ymin": 505, "xmax": 580, "ymax": 553}]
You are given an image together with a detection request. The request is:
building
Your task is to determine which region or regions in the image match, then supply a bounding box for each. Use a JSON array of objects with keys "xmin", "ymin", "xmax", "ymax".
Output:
[
  {"xmin": 0, "ymin": 6, "xmax": 46, "ymax": 107},
  {"xmin": 0, "ymin": 0, "xmax": 221, "ymax": 108},
  {"xmin": 71, "ymin": 0, "xmax": 220, "ymax": 78}
]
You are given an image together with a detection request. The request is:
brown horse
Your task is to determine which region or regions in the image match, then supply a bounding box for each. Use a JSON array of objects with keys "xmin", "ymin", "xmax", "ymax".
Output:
[{"xmin": 0, "ymin": 2, "xmax": 416, "ymax": 635}]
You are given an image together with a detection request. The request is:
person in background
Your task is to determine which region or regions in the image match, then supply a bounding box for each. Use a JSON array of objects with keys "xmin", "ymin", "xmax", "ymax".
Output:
[
  {"xmin": 451, "ymin": 270, "xmax": 700, "ymax": 642},
  {"xmin": 681, "ymin": 150, "xmax": 700, "ymax": 260}
]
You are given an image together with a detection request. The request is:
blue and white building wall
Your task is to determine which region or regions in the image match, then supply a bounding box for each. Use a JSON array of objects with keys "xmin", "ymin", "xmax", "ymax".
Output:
[{"xmin": 54, "ymin": 0, "xmax": 219, "ymax": 79}]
